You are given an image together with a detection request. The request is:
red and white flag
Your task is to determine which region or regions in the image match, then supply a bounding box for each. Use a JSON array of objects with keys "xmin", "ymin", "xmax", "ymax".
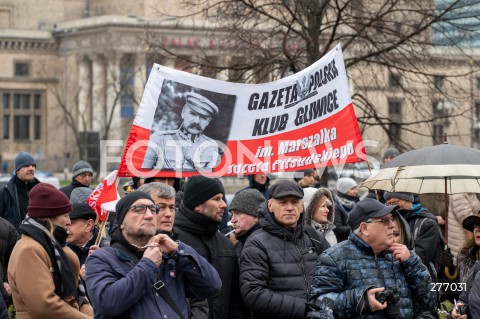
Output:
[{"xmin": 87, "ymin": 170, "xmax": 120, "ymax": 222}]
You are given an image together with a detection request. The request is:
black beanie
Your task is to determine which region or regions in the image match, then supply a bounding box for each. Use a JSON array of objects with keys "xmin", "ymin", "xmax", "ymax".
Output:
[
  {"xmin": 183, "ymin": 176, "xmax": 225, "ymax": 210},
  {"xmin": 115, "ymin": 191, "xmax": 154, "ymax": 225}
]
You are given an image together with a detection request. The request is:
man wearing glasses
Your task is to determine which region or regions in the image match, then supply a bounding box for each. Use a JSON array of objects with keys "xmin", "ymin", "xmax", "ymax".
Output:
[
  {"xmin": 85, "ymin": 191, "xmax": 221, "ymax": 319},
  {"xmin": 384, "ymin": 191, "xmax": 443, "ymax": 281},
  {"xmin": 307, "ymin": 198, "xmax": 436, "ymax": 318}
]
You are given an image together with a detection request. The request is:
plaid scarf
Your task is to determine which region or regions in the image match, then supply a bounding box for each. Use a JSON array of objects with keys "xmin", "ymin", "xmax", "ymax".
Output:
[{"xmin": 19, "ymin": 216, "xmax": 89, "ymax": 308}]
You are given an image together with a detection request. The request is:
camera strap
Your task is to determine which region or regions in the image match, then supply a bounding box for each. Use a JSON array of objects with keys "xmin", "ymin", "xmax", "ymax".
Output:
[{"xmin": 153, "ymin": 280, "xmax": 186, "ymax": 319}]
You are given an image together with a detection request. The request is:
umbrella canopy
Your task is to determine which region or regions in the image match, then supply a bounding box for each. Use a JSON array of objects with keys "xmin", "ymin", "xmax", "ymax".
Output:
[{"xmin": 361, "ymin": 144, "xmax": 480, "ymax": 194}]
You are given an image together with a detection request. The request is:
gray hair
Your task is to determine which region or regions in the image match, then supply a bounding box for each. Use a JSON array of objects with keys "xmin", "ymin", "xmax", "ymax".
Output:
[{"xmin": 138, "ymin": 182, "xmax": 175, "ymax": 199}]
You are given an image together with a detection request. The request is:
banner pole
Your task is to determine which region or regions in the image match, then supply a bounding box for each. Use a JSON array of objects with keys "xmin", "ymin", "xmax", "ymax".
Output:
[{"xmin": 94, "ymin": 211, "xmax": 110, "ymax": 246}]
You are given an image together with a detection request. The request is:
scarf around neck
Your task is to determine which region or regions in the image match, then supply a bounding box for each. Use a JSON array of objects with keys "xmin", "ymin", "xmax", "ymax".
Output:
[{"xmin": 19, "ymin": 217, "xmax": 79, "ymax": 302}]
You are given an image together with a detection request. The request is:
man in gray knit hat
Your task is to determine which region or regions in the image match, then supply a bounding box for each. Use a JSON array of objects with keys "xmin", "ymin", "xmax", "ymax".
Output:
[
  {"xmin": 229, "ymin": 189, "xmax": 265, "ymax": 260},
  {"xmin": 59, "ymin": 160, "xmax": 94, "ymax": 198}
]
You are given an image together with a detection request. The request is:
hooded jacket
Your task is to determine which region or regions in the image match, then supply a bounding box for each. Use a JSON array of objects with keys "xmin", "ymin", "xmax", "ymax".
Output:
[
  {"xmin": 306, "ymin": 232, "xmax": 437, "ymax": 319},
  {"xmin": 174, "ymin": 202, "xmax": 244, "ymax": 319},
  {"xmin": 239, "ymin": 202, "xmax": 320, "ymax": 319},
  {"xmin": 304, "ymin": 188, "xmax": 337, "ymax": 246}
]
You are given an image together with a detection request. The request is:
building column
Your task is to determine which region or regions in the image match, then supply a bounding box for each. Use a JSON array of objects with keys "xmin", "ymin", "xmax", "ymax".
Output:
[
  {"xmin": 91, "ymin": 54, "xmax": 106, "ymax": 133},
  {"xmin": 106, "ymin": 54, "xmax": 121, "ymax": 140},
  {"xmin": 77, "ymin": 57, "xmax": 91, "ymax": 132}
]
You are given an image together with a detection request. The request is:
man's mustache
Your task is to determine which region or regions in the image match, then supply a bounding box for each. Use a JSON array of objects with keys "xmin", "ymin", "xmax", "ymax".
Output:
[{"xmin": 187, "ymin": 123, "xmax": 202, "ymax": 131}]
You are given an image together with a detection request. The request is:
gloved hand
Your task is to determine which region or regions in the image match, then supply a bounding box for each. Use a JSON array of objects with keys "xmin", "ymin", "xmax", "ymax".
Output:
[{"xmin": 438, "ymin": 247, "xmax": 454, "ymax": 267}]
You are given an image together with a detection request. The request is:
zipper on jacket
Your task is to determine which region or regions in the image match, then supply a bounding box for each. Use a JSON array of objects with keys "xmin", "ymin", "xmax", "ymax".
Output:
[{"xmin": 295, "ymin": 244, "xmax": 309, "ymax": 297}]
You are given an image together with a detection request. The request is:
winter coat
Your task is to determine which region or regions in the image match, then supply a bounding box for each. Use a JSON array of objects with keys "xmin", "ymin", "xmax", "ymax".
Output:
[
  {"xmin": 0, "ymin": 217, "xmax": 19, "ymax": 319},
  {"xmin": 85, "ymin": 241, "xmax": 222, "ymax": 319},
  {"xmin": 67, "ymin": 227, "xmax": 99, "ymax": 267},
  {"xmin": 448, "ymin": 193, "xmax": 480, "ymax": 259},
  {"xmin": 174, "ymin": 202, "xmax": 245, "ymax": 319},
  {"xmin": 238, "ymin": 175, "xmax": 270, "ymax": 199},
  {"xmin": 399, "ymin": 204, "xmax": 443, "ymax": 275},
  {"xmin": 8, "ymin": 235, "xmax": 93, "ymax": 319},
  {"xmin": 306, "ymin": 233, "xmax": 437, "ymax": 319},
  {"xmin": 336, "ymin": 191, "xmax": 359, "ymax": 213},
  {"xmin": 333, "ymin": 197, "xmax": 351, "ymax": 242},
  {"xmin": 457, "ymin": 245, "xmax": 480, "ymax": 283},
  {"xmin": 59, "ymin": 180, "xmax": 91, "ymax": 200},
  {"xmin": 239, "ymin": 202, "xmax": 320, "ymax": 319},
  {"xmin": 234, "ymin": 223, "xmax": 261, "ymax": 262},
  {"xmin": 0, "ymin": 176, "xmax": 40, "ymax": 230},
  {"xmin": 304, "ymin": 188, "xmax": 337, "ymax": 246}
]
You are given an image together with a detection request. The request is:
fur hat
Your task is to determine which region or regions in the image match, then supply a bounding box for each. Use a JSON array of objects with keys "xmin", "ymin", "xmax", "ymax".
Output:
[
  {"xmin": 14, "ymin": 152, "xmax": 36, "ymax": 172},
  {"xmin": 384, "ymin": 191, "xmax": 414, "ymax": 203},
  {"xmin": 28, "ymin": 183, "xmax": 73, "ymax": 218},
  {"xmin": 336, "ymin": 177, "xmax": 357, "ymax": 194},
  {"xmin": 72, "ymin": 160, "xmax": 93, "ymax": 179},
  {"xmin": 183, "ymin": 176, "xmax": 224, "ymax": 210},
  {"xmin": 229, "ymin": 189, "xmax": 265, "ymax": 217}
]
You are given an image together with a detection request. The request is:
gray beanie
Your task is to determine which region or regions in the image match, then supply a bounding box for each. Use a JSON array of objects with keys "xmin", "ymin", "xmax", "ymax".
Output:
[
  {"xmin": 14, "ymin": 152, "xmax": 36, "ymax": 172},
  {"xmin": 383, "ymin": 147, "xmax": 400, "ymax": 159},
  {"xmin": 229, "ymin": 189, "xmax": 265, "ymax": 217},
  {"xmin": 384, "ymin": 191, "xmax": 414, "ymax": 203},
  {"xmin": 70, "ymin": 187, "xmax": 94, "ymax": 204},
  {"xmin": 72, "ymin": 160, "xmax": 93, "ymax": 179},
  {"xmin": 337, "ymin": 177, "xmax": 357, "ymax": 194}
]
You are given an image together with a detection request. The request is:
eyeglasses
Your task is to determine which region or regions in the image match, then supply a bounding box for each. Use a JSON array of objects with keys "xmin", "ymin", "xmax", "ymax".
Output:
[
  {"xmin": 385, "ymin": 201, "xmax": 400, "ymax": 206},
  {"xmin": 129, "ymin": 204, "xmax": 159, "ymax": 215},
  {"xmin": 365, "ymin": 216, "xmax": 394, "ymax": 226}
]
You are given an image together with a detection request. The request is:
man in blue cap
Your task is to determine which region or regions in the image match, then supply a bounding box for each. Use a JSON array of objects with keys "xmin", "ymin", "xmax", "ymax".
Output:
[
  {"xmin": 142, "ymin": 92, "xmax": 220, "ymax": 172},
  {"xmin": 0, "ymin": 152, "xmax": 40, "ymax": 230},
  {"xmin": 307, "ymin": 198, "xmax": 436, "ymax": 319}
]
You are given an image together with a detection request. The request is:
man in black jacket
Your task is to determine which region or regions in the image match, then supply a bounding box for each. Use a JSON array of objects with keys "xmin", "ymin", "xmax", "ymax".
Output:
[
  {"xmin": 0, "ymin": 152, "xmax": 40, "ymax": 230},
  {"xmin": 240, "ymin": 180, "xmax": 327, "ymax": 319},
  {"xmin": 229, "ymin": 189, "xmax": 265, "ymax": 261},
  {"xmin": 59, "ymin": 160, "xmax": 94, "ymax": 199},
  {"xmin": 174, "ymin": 175, "xmax": 244, "ymax": 319}
]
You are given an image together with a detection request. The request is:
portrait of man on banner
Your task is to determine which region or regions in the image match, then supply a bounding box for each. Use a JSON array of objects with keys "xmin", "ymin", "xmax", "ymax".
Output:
[{"xmin": 142, "ymin": 80, "xmax": 236, "ymax": 172}]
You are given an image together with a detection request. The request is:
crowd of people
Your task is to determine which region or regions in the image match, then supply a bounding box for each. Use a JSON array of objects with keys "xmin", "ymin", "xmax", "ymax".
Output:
[{"xmin": 0, "ymin": 149, "xmax": 479, "ymax": 318}]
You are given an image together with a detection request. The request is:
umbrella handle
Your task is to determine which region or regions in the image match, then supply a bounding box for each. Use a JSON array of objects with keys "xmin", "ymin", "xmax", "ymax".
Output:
[{"xmin": 444, "ymin": 266, "xmax": 458, "ymax": 280}]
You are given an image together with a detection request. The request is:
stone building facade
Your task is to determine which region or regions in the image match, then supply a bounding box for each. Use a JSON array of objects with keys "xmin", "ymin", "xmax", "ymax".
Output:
[{"xmin": 0, "ymin": 0, "xmax": 479, "ymax": 174}]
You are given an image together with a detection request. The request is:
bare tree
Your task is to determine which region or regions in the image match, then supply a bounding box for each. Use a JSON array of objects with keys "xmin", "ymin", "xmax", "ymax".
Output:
[
  {"xmin": 146, "ymin": 0, "xmax": 480, "ymax": 151},
  {"xmin": 39, "ymin": 35, "xmax": 146, "ymax": 167}
]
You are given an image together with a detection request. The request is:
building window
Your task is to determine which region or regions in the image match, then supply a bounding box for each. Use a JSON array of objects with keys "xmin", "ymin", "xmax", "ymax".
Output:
[
  {"xmin": 14, "ymin": 115, "xmax": 29, "ymax": 140},
  {"xmin": 433, "ymin": 100, "xmax": 445, "ymax": 117},
  {"xmin": 1, "ymin": 91, "xmax": 43, "ymax": 141},
  {"xmin": 476, "ymin": 77, "xmax": 480, "ymax": 90},
  {"xmin": 2, "ymin": 93, "xmax": 9, "ymax": 109},
  {"xmin": 475, "ymin": 102, "xmax": 480, "ymax": 120},
  {"xmin": 433, "ymin": 75, "xmax": 444, "ymax": 90},
  {"xmin": 388, "ymin": 100, "xmax": 402, "ymax": 115},
  {"xmin": 433, "ymin": 124, "xmax": 444, "ymax": 144},
  {"xmin": 2, "ymin": 115, "xmax": 9, "ymax": 139},
  {"xmin": 14, "ymin": 62, "xmax": 30, "ymax": 77},
  {"xmin": 120, "ymin": 62, "xmax": 135, "ymax": 119},
  {"xmin": 34, "ymin": 116, "xmax": 41, "ymax": 140},
  {"xmin": 34, "ymin": 94, "xmax": 41, "ymax": 109},
  {"xmin": 389, "ymin": 73, "xmax": 401, "ymax": 87}
]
